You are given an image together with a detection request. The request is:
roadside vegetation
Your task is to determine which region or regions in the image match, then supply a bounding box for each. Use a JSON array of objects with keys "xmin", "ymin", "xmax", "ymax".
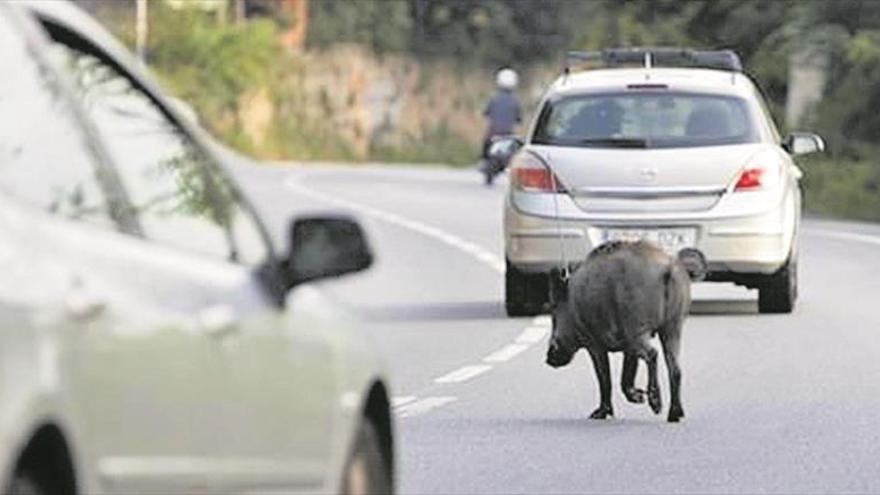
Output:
[{"xmin": 92, "ymin": 0, "xmax": 879, "ymax": 221}]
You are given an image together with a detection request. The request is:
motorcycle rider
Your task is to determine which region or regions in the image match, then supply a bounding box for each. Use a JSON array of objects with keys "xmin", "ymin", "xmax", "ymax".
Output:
[{"xmin": 480, "ymin": 68, "xmax": 522, "ymax": 183}]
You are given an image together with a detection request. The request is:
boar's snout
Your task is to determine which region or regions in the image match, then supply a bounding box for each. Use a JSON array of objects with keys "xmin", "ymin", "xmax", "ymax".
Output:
[{"xmin": 546, "ymin": 340, "xmax": 574, "ymax": 368}]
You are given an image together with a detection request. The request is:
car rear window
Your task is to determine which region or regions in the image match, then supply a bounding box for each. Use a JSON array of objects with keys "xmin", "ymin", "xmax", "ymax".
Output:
[{"xmin": 532, "ymin": 92, "xmax": 759, "ymax": 149}]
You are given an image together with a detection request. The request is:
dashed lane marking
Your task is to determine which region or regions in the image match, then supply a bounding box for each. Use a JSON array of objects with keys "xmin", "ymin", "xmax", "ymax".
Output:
[
  {"xmin": 392, "ymin": 396, "xmax": 418, "ymax": 408},
  {"xmin": 516, "ymin": 326, "xmax": 551, "ymax": 345},
  {"xmin": 396, "ymin": 397, "xmax": 458, "ymax": 418},
  {"xmin": 286, "ymin": 175, "xmax": 549, "ymax": 419},
  {"xmin": 533, "ymin": 315, "xmax": 552, "ymax": 326},
  {"xmin": 483, "ymin": 343, "xmax": 530, "ymax": 363},
  {"xmin": 434, "ymin": 365, "xmax": 493, "ymax": 384}
]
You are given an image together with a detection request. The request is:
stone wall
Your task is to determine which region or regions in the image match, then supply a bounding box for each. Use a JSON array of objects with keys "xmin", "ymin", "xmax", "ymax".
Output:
[{"xmin": 276, "ymin": 44, "xmax": 552, "ymax": 161}]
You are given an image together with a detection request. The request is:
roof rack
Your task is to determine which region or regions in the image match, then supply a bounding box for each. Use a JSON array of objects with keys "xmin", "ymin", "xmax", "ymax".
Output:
[{"xmin": 564, "ymin": 48, "xmax": 743, "ymax": 75}]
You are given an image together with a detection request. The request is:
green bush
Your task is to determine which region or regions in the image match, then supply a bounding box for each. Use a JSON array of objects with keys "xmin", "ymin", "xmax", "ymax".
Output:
[
  {"xmin": 143, "ymin": 4, "xmax": 282, "ymax": 156},
  {"xmin": 801, "ymin": 157, "xmax": 880, "ymax": 222}
]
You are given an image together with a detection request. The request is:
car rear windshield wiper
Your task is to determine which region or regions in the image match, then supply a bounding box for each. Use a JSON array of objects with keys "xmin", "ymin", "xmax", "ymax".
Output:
[{"xmin": 578, "ymin": 137, "xmax": 649, "ymax": 148}]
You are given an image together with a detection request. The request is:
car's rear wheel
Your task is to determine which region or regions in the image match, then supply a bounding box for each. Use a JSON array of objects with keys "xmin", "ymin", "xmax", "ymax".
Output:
[
  {"xmin": 342, "ymin": 419, "xmax": 392, "ymax": 495},
  {"xmin": 505, "ymin": 260, "xmax": 548, "ymax": 317},
  {"xmin": 758, "ymin": 256, "xmax": 797, "ymax": 314}
]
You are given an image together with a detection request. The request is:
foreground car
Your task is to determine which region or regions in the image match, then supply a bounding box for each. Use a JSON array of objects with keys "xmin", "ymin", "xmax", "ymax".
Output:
[
  {"xmin": 0, "ymin": 2, "xmax": 393, "ymax": 494},
  {"xmin": 499, "ymin": 48, "xmax": 824, "ymax": 316}
]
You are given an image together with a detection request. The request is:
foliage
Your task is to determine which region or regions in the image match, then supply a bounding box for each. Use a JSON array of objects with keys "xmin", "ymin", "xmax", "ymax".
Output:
[
  {"xmin": 93, "ymin": 0, "xmax": 880, "ymax": 220},
  {"xmin": 801, "ymin": 157, "xmax": 880, "ymax": 222},
  {"xmin": 144, "ymin": 4, "xmax": 281, "ymax": 154},
  {"xmin": 306, "ymin": 0, "xmax": 412, "ymax": 54}
]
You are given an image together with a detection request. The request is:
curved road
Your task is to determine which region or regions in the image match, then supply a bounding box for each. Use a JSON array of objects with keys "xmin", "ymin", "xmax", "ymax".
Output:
[{"xmin": 237, "ymin": 163, "xmax": 880, "ymax": 494}]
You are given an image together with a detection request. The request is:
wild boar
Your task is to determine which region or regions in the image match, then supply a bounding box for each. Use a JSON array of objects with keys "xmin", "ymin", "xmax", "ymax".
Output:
[{"xmin": 546, "ymin": 240, "xmax": 705, "ymax": 423}]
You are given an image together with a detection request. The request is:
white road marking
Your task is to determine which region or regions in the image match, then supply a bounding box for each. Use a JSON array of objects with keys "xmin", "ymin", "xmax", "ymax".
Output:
[
  {"xmin": 392, "ymin": 396, "xmax": 418, "ymax": 408},
  {"xmin": 811, "ymin": 229, "xmax": 880, "ymax": 247},
  {"xmin": 285, "ymin": 176, "xmax": 505, "ymax": 274},
  {"xmin": 532, "ymin": 315, "xmax": 552, "ymax": 327},
  {"xmin": 434, "ymin": 365, "xmax": 493, "ymax": 384},
  {"xmin": 396, "ymin": 396, "xmax": 457, "ymax": 418},
  {"xmin": 516, "ymin": 326, "xmax": 550, "ymax": 344},
  {"xmin": 483, "ymin": 343, "xmax": 530, "ymax": 363},
  {"xmin": 286, "ymin": 175, "xmax": 550, "ymax": 415}
]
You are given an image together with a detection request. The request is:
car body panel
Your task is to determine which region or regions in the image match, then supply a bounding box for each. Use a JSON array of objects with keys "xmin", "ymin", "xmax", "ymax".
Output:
[{"xmin": 0, "ymin": 2, "xmax": 391, "ymax": 493}]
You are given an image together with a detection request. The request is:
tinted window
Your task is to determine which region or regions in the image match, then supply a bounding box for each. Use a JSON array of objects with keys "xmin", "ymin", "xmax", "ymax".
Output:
[
  {"xmin": 0, "ymin": 13, "xmax": 122, "ymax": 230},
  {"xmin": 533, "ymin": 92, "xmax": 759, "ymax": 149},
  {"xmin": 51, "ymin": 41, "xmax": 269, "ymax": 265}
]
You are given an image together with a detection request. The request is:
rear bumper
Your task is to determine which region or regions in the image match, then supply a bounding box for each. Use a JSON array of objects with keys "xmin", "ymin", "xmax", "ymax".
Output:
[{"xmin": 504, "ymin": 194, "xmax": 796, "ymax": 276}]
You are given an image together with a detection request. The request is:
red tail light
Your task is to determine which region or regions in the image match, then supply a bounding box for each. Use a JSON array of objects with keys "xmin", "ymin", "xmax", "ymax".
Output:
[
  {"xmin": 512, "ymin": 168, "xmax": 566, "ymax": 193},
  {"xmin": 734, "ymin": 167, "xmax": 764, "ymax": 191}
]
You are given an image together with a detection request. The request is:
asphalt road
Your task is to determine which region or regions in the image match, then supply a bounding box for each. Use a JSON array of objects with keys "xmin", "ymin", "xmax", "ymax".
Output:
[{"xmin": 236, "ymin": 162, "xmax": 880, "ymax": 494}]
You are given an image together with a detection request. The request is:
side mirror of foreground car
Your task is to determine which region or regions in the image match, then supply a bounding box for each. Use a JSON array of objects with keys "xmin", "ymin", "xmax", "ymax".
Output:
[
  {"xmin": 487, "ymin": 135, "xmax": 524, "ymax": 161},
  {"xmin": 284, "ymin": 215, "xmax": 373, "ymax": 288},
  {"xmin": 784, "ymin": 132, "xmax": 825, "ymax": 156}
]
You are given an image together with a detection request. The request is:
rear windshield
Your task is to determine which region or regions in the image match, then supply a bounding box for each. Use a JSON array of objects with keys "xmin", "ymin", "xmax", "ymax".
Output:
[{"xmin": 532, "ymin": 92, "xmax": 759, "ymax": 149}]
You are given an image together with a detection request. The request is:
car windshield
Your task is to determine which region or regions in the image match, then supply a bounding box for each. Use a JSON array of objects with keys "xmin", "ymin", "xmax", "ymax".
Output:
[{"xmin": 532, "ymin": 92, "xmax": 759, "ymax": 149}]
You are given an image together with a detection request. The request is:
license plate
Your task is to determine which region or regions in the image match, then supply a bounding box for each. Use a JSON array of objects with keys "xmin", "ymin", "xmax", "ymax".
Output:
[{"xmin": 600, "ymin": 228, "xmax": 696, "ymax": 254}]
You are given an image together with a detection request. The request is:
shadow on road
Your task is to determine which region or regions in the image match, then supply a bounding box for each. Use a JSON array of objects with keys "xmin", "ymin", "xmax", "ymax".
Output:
[
  {"xmin": 360, "ymin": 301, "xmax": 507, "ymax": 322},
  {"xmin": 690, "ymin": 299, "xmax": 757, "ymax": 315},
  {"xmin": 359, "ymin": 298, "xmax": 756, "ymax": 321}
]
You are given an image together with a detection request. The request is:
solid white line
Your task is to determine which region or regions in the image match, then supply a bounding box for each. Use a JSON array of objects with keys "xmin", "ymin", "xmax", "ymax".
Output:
[
  {"xmin": 516, "ymin": 326, "xmax": 550, "ymax": 344},
  {"xmin": 396, "ymin": 396, "xmax": 457, "ymax": 418},
  {"xmin": 810, "ymin": 229, "xmax": 880, "ymax": 247},
  {"xmin": 286, "ymin": 176, "xmax": 503, "ymax": 273},
  {"xmin": 434, "ymin": 365, "xmax": 493, "ymax": 384},
  {"xmin": 392, "ymin": 396, "xmax": 418, "ymax": 408},
  {"xmin": 483, "ymin": 343, "xmax": 530, "ymax": 363}
]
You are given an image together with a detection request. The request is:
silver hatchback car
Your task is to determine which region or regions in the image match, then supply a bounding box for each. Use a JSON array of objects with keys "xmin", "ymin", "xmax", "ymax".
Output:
[{"xmin": 498, "ymin": 49, "xmax": 824, "ymax": 316}]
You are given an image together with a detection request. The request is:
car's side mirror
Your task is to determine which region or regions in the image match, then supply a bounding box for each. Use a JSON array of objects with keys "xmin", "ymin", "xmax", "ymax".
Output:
[
  {"xmin": 783, "ymin": 132, "xmax": 825, "ymax": 156},
  {"xmin": 284, "ymin": 215, "xmax": 373, "ymax": 288},
  {"xmin": 487, "ymin": 136, "xmax": 524, "ymax": 161}
]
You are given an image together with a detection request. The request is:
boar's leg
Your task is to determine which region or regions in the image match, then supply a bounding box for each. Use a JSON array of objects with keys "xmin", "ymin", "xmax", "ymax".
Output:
[
  {"xmin": 585, "ymin": 345, "xmax": 614, "ymax": 419},
  {"xmin": 660, "ymin": 325, "xmax": 684, "ymax": 422},
  {"xmin": 621, "ymin": 353, "xmax": 645, "ymax": 404},
  {"xmin": 631, "ymin": 334, "xmax": 662, "ymax": 415}
]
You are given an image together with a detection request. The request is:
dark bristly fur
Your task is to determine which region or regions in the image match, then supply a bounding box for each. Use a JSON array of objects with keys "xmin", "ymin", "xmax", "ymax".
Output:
[{"xmin": 546, "ymin": 240, "xmax": 699, "ymax": 423}]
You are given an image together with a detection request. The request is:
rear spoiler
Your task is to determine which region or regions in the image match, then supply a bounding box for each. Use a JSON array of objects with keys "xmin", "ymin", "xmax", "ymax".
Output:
[{"xmin": 564, "ymin": 48, "xmax": 743, "ymax": 75}]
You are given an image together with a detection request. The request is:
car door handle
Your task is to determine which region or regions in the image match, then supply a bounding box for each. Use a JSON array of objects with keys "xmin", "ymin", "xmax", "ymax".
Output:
[
  {"xmin": 198, "ymin": 304, "xmax": 239, "ymax": 340},
  {"xmin": 64, "ymin": 290, "xmax": 107, "ymax": 321}
]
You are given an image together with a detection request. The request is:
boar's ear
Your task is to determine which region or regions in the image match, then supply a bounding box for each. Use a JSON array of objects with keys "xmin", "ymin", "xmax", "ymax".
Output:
[
  {"xmin": 548, "ymin": 269, "xmax": 569, "ymax": 305},
  {"xmin": 677, "ymin": 248, "xmax": 707, "ymax": 281}
]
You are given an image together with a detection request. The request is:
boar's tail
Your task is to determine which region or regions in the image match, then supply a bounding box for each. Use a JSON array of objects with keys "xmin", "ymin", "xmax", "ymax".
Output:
[{"xmin": 661, "ymin": 263, "xmax": 673, "ymax": 322}]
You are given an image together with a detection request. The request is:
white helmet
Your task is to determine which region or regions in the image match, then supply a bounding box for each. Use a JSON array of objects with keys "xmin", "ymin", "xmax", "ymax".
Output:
[{"xmin": 496, "ymin": 68, "xmax": 518, "ymax": 90}]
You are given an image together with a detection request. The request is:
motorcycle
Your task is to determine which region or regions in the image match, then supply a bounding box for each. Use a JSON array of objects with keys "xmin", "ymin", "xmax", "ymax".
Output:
[{"xmin": 480, "ymin": 135, "xmax": 523, "ymax": 186}]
